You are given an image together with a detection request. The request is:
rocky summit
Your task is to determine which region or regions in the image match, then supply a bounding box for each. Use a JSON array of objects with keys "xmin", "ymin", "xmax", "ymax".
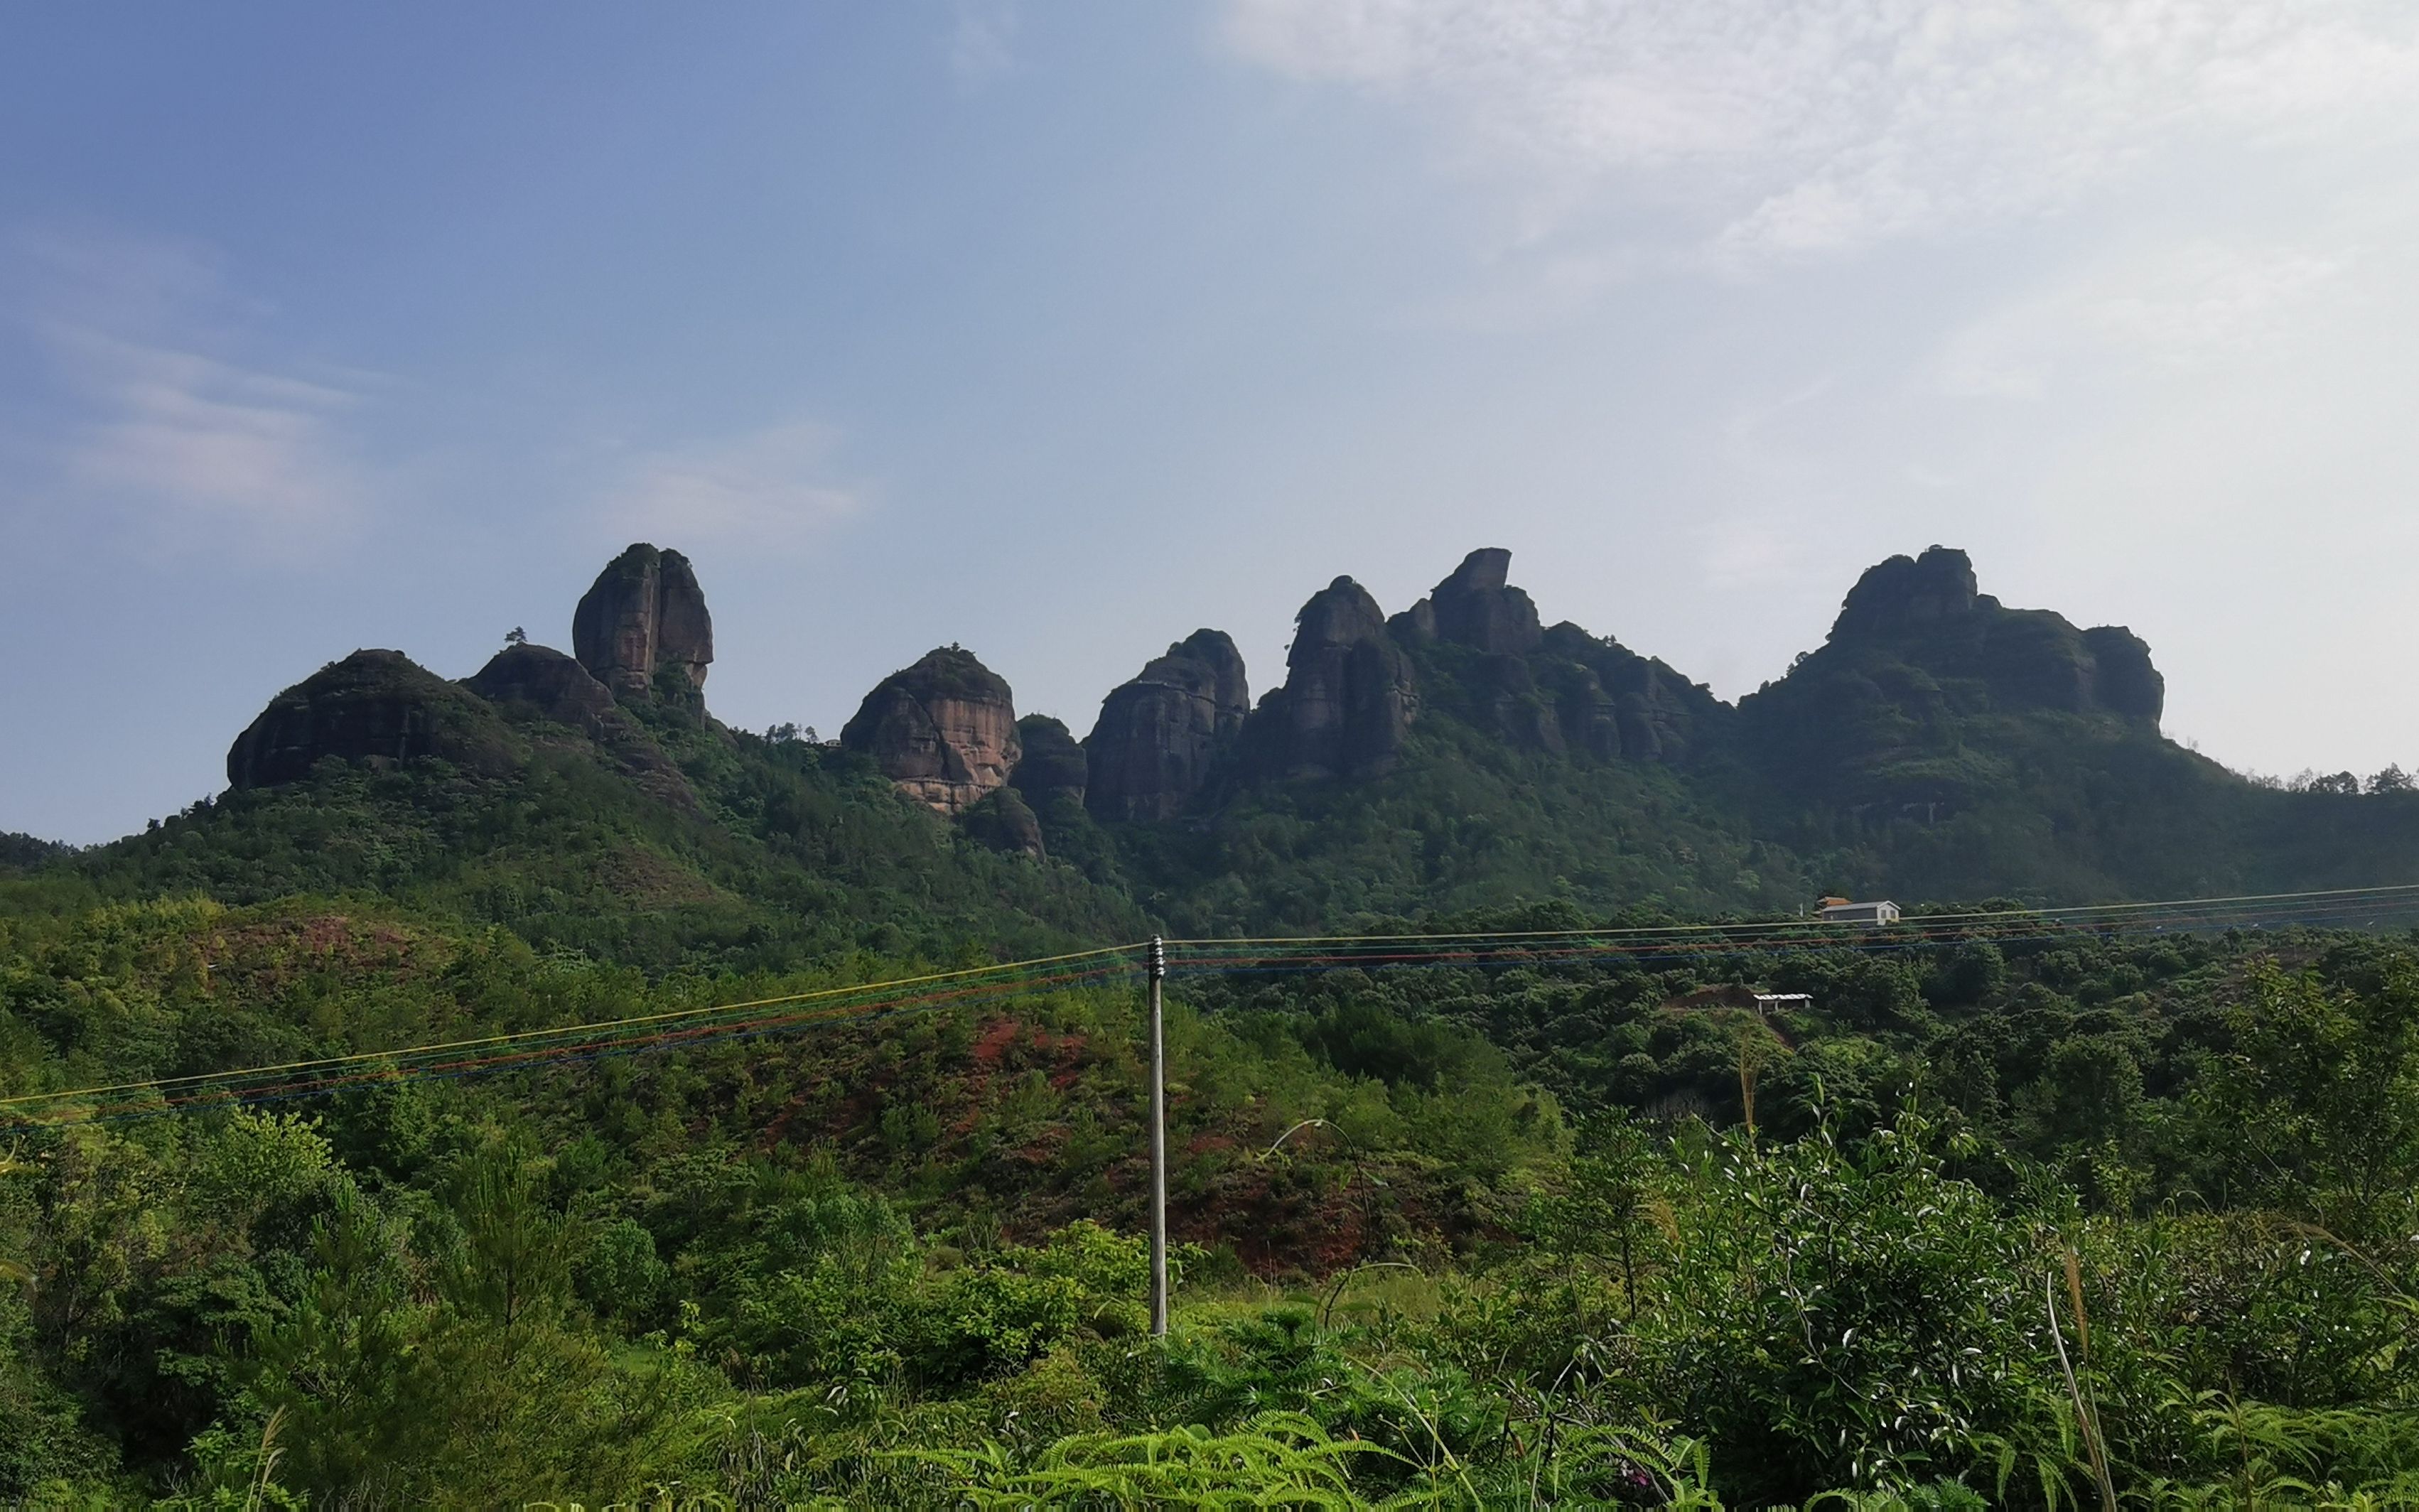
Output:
[
  {"xmin": 1084, "ymin": 630, "xmax": 1249, "ymax": 821},
  {"xmin": 1392, "ymin": 546, "xmax": 1543, "ymax": 655},
  {"xmin": 463, "ymin": 642, "xmax": 617, "ymax": 735},
  {"xmin": 572, "ymin": 543, "xmax": 715, "ymax": 704},
  {"xmin": 839, "ymin": 646, "xmax": 1023, "ymax": 815},
  {"xmin": 1249, "ymin": 577, "xmax": 1418, "ymax": 782},
  {"xmin": 227, "ymin": 649, "xmax": 522, "ymax": 789}
]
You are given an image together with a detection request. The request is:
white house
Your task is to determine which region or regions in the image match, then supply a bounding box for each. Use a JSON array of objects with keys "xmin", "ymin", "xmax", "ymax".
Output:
[{"xmin": 1819, "ymin": 899, "xmax": 1901, "ymax": 926}]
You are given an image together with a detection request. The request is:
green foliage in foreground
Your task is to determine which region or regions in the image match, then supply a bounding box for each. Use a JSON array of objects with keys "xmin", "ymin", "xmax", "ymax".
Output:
[{"xmin": 6, "ymin": 895, "xmax": 2419, "ymax": 1504}]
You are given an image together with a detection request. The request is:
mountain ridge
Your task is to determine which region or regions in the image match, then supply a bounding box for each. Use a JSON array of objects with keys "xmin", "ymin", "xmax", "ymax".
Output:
[{"xmin": 9, "ymin": 540, "xmax": 2415, "ymax": 956}]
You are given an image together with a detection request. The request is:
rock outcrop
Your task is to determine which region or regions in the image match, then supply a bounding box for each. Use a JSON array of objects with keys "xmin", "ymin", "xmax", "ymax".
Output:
[
  {"xmin": 463, "ymin": 643, "xmax": 616, "ymax": 734},
  {"xmin": 1821, "ymin": 546, "xmax": 2164, "ymax": 723},
  {"xmin": 228, "ymin": 649, "xmax": 520, "ymax": 789},
  {"xmin": 1393, "ymin": 548, "xmax": 1543, "ymax": 655},
  {"xmin": 465, "ymin": 642, "xmax": 701, "ymax": 810},
  {"xmin": 1010, "ymin": 715, "xmax": 1089, "ymax": 812},
  {"xmin": 1249, "ymin": 578, "xmax": 1416, "ymax": 781},
  {"xmin": 963, "ymin": 787, "xmax": 1047, "ymax": 858},
  {"xmin": 839, "ymin": 647, "xmax": 1023, "ymax": 814},
  {"xmin": 572, "ymin": 544, "xmax": 714, "ymax": 703},
  {"xmin": 2082, "ymin": 626, "xmax": 2165, "ymax": 723},
  {"xmin": 1084, "ymin": 630, "xmax": 1250, "ymax": 821},
  {"xmin": 1831, "ymin": 546, "xmax": 1981, "ymax": 639}
]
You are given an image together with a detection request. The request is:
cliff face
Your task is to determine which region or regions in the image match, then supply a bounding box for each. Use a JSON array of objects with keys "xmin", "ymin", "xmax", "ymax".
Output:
[
  {"xmin": 228, "ymin": 650, "xmax": 521, "ymax": 789},
  {"xmin": 839, "ymin": 647, "xmax": 1023, "ymax": 814},
  {"xmin": 1739, "ymin": 545, "xmax": 2172, "ymax": 811},
  {"xmin": 1249, "ymin": 578, "xmax": 1417, "ymax": 782},
  {"xmin": 1378, "ymin": 550, "xmax": 1719, "ymax": 766},
  {"xmin": 572, "ymin": 544, "xmax": 714, "ymax": 703},
  {"xmin": 1084, "ymin": 630, "xmax": 1249, "ymax": 821},
  {"xmin": 1392, "ymin": 548, "xmax": 1543, "ymax": 656},
  {"xmin": 1011, "ymin": 714, "xmax": 1089, "ymax": 811},
  {"xmin": 1812, "ymin": 546, "xmax": 2165, "ymax": 725}
]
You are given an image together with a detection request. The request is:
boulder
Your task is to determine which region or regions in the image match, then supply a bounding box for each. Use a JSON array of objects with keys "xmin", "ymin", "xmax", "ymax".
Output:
[
  {"xmin": 1011, "ymin": 714, "xmax": 1089, "ymax": 810},
  {"xmin": 228, "ymin": 649, "xmax": 520, "ymax": 789},
  {"xmin": 1084, "ymin": 629, "xmax": 1251, "ymax": 821},
  {"xmin": 1250, "ymin": 578, "xmax": 1417, "ymax": 780},
  {"xmin": 839, "ymin": 647, "xmax": 1023, "ymax": 814},
  {"xmin": 571, "ymin": 544, "xmax": 714, "ymax": 703}
]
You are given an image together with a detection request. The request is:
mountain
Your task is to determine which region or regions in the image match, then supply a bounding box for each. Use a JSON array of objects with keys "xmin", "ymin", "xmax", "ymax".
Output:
[
  {"xmin": 9, "ymin": 539, "xmax": 2414, "ymax": 961},
  {"xmin": 11, "ymin": 541, "xmax": 2419, "ymax": 1506}
]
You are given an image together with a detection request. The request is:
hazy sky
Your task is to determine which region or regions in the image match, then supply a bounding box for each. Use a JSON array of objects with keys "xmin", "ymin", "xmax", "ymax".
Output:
[{"xmin": 7, "ymin": 1, "xmax": 2419, "ymax": 844}]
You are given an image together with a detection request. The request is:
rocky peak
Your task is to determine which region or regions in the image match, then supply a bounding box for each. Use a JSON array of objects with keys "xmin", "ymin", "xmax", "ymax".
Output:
[
  {"xmin": 465, "ymin": 642, "xmax": 700, "ymax": 809},
  {"xmin": 228, "ymin": 649, "xmax": 520, "ymax": 790},
  {"xmin": 1397, "ymin": 547, "xmax": 1543, "ymax": 655},
  {"xmin": 463, "ymin": 643, "xmax": 615, "ymax": 734},
  {"xmin": 1831, "ymin": 546, "xmax": 1981, "ymax": 640},
  {"xmin": 1249, "ymin": 577, "xmax": 1417, "ymax": 781},
  {"xmin": 571, "ymin": 544, "xmax": 714, "ymax": 703},
  {"xmin": 1084, "ymin": 630, "xmax": 1251, "ymax": 821},
  {"xmin": 839, "ymin": 647, "xmax": 1023, "ymax": 814},
  {"xmin": 1784, "ymin": 547, "xmax": 2167, "ymax": 733}
]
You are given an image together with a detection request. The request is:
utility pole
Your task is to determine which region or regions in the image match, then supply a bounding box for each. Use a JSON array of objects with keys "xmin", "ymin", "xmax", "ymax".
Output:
[{"xmin": 1147, "ymin": 934, "xmax": 1169, "ymax": 1337}]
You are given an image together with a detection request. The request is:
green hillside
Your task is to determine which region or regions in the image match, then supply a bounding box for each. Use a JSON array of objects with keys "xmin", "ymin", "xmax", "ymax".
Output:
[{"xmin": 5, "ymin": 541, "xmax": 2419, "ymax": 1503}]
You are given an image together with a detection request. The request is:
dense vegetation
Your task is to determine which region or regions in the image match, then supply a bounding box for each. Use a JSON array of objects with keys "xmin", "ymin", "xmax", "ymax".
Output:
[{"xmin": 7, "ymin": 860, "xmax": 2419, "ymax": 1503}]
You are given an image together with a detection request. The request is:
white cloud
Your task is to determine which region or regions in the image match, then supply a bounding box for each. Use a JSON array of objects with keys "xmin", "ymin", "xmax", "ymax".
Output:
[
  {"xmin": 1222, "ymin": 0, "xmax": 2419, "ymax": 261},
  {"xmin": 1, "ymin": 225, "xmax": 377, "ymax": 557},
  {"xmin": 596, "ymin": 421, "xmax": 864, "ymax": 553},
  {"xmin": 47, "ymin": 328, "xmax": 369, "ymax": 535}
]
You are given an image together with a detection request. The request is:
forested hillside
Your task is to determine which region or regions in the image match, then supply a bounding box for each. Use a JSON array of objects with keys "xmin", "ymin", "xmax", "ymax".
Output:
[{"xmin": 4, "ymin": 541, "xmax": 2419, "ymax": 1503}]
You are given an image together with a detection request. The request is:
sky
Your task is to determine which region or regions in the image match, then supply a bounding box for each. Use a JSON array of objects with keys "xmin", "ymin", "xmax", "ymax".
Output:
[{"xmin": 6, "ymin": 1, "xmax": 2419, "ymax": 844}]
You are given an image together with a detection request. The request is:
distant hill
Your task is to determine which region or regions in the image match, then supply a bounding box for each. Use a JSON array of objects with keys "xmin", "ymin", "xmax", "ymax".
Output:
[{"xmin": 8, "ymin": 539, "xmax": 2413, "ymax": 961}]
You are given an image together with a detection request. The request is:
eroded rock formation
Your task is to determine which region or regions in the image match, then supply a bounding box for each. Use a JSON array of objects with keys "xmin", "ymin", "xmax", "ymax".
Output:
[
  {"xmin": 465, "ymin": 642, "xmax": 700, "ymax": 810},
  {"xmin": 1831, "ymin": 546, "xmax": 1981, "ymax": 639},
  {"xmin": 1084, "ymin": 630, "xmax": 1250, "ymax": 821},
  {"xmin": 228, "ymin": 649, "xmax": 520, "ymax": 789},
  {"xmin": 463, "ymin": 643, "xmax": 616, "ymax": 734},
  {"xmin": 839, "ymin": 647, "xmax": 1023, "ymax": 814},
  {"xmin": 1249, "ymin": 578, "xmax": 1416, "ymax": 781},
  {"xmin": 963, "ymin": 787, "xmax": 1047, "ymax": 858},
  {"xmin": 1393, "ymin": 548, "xmax": 1543, "ymax": 655},
  {"xmin": 572, "ymin": 544, "xmax": 714, "ymax": 703},
  {"xmin": 1822, "ymin": 546, "xmax": 2164, "ymax": 723},
  {"xmin": 1011, "ymin": 714, "xmax": 1089, "ymax": 812},
  {"xmin": 2083, "ymin": 626, "xmax": 2165, "ymax": 723}
]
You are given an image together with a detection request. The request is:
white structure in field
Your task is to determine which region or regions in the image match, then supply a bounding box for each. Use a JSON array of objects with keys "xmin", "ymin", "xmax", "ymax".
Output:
[{"xmin": 1819, "ymin": 899, "xmax": 1901, "ymax": 926}]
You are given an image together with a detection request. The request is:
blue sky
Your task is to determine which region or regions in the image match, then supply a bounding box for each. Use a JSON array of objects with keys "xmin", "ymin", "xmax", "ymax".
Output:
[{"xmin": 7, "ymin": 1, "xmax": 2419, "ymax": 843}]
